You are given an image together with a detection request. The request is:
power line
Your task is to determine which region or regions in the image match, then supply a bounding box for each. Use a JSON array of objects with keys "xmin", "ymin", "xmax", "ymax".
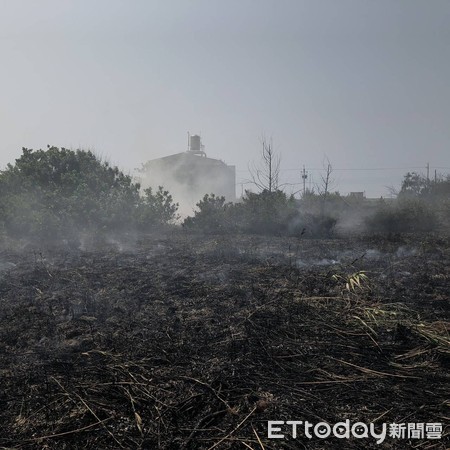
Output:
[
  {"xmin": 283, "ymin": 167, "xmax": 433, "ymax": 172},
  {"xmin": 237, "ymin": 166, "xmax": 450, "ymax": 173}
]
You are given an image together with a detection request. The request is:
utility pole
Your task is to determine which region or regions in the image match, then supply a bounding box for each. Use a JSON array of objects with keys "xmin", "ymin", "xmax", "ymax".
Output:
[
  {"xmin": 301, "ymin": 165, "xmax": 308, "ymax": 196},
  {"xmin": 426, "ymin": 163, "xmax": 430, "ymax": 182}
]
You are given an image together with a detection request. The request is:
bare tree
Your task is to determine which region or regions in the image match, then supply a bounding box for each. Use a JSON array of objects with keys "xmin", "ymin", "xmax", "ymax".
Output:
[
  {"xmin": 316, "ymin": 156, "xmax": 335, "ymax": 198},
  {"xmin": 248, "ymin": 136, "xmax": 281, "ymax": 193},
  {"xmin": 315, "ymin": 156, "xmax": 336, "ymax": 216},
  {"xmin": 385, "ymin": 185, "xmax": 399, "ymax": 199}
]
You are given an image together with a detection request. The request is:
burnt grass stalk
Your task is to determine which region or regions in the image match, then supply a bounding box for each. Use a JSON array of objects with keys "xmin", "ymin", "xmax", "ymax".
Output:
[{"xmin": 0, "ymin": 232, "xmax": 448, "ymax": 449}]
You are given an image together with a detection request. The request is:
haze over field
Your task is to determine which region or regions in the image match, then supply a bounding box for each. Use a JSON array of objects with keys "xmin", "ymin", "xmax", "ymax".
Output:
[{"xmin": 1, "ymin": 0, "xmax": 449, "ymax": 198}]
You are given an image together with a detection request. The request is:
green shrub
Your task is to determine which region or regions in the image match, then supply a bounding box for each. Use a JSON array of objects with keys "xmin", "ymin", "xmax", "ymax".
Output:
[
  {"xmin": 183, "ymin": 194, "xmax": 233, "ymax": 234},
  {"xmin": 135, "ymin": 186, "xmax": 179, "ymax": 229},
  {"xmin": 365, "ymin": 199, "xmax": 438, "ymax": 233},
  {"xmin": 0, "ymin": 147, "xmax": 178, "ymax": 241},
  {"xmin": 238, "ymin": 190, "xmax": 298, "ymax": 235},
  {"xmin": 183, "ymin": 189, "xmax": 339, "ymax": 237}
]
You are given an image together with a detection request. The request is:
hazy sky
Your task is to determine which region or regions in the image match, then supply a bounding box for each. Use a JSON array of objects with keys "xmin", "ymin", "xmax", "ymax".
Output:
[{"xmin": 1, "ymin": 0, "xmax": 449, "ymax": 197}]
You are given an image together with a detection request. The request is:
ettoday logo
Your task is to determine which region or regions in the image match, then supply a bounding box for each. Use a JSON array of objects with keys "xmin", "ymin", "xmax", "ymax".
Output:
[{"xmin": 267, "ymin": 420, "xmax": 443, "ymax": 444}]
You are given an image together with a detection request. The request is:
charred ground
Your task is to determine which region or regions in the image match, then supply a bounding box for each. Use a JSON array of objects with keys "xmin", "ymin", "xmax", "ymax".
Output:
[{"xmin": 0, "ymin": 232, "xmax": 448, "ymax": 449}]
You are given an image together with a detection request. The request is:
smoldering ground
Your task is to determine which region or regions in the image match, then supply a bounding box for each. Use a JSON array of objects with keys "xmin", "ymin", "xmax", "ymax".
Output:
[{"xmin": 0, "ymin": 232, "xmax": 448, "ymax": 449}]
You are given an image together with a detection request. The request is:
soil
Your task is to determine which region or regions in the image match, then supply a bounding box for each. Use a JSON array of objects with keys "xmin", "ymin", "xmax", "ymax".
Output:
[{"xmin": 0, "ymin": 232, "xmax": 448, "ymax": 449}]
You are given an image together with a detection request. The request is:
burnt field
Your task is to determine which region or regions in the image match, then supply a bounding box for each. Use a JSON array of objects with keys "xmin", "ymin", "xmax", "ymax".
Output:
[{"xmin": 0, "ymin": 232, "xmax": 448, "ymax": 449}]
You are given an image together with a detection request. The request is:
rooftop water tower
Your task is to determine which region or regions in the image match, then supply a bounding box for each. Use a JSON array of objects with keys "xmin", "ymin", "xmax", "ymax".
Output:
[{"xmin": 187, "ymin": 133, "xmax": 206, "ymax": 156}]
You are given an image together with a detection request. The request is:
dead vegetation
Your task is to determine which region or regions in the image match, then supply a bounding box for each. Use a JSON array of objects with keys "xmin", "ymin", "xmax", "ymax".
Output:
[{"xmin": 0, "ymin": 232, "xmax": 448, "ymax": 449}]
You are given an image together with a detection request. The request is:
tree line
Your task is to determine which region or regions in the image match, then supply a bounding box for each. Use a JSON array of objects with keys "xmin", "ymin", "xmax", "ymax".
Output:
[{"xmin": 0, "ymin": 146, "xmax": 448, "ymax": 243}]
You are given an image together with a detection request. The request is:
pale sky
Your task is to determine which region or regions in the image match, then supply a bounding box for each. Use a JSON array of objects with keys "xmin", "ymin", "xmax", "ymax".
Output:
[{"xmin": 1, "ymin": 0, "xmax": 449, "ymax": 197}]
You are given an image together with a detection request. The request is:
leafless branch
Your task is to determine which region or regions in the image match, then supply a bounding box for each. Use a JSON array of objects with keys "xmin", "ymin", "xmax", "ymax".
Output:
[
  {"xmin": 248, "ymin": 136, "xmax": 281, "ymax": 193},
  {"xmin": 316, "ymin": 156, "xmax": 334, "ymax": 198}
]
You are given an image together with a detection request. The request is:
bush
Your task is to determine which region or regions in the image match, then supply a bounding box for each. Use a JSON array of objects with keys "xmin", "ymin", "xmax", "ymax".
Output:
[
  {"xmin": 238, "ymin": 190, "xmax": 299, "ymax": 235},
  {"xmin": 365, "ymin": 199, "xmax": 438, "ymax": 233},
  {"xmin": 296, "ymin": 213, "xmax": 337, "ymax": 238},
  {"xmin": 183, "ymin": 194, "xmax": 233, "ymax": 234},
  {"xmin": 183, "ymin": 190, "xmax": 300, "ymax": 236},
  {"xmin": 135, "ymin": 186, "xmax": 179, "ymax": 229},
  {"xmin": 0, "ymin": 147, "xmax": 179, "ymax": 241}
]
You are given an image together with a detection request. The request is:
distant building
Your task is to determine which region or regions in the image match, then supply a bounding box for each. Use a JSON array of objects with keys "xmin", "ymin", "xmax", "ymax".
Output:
[
  {"xmin": 348, "ymin": 192, "xmax": 365, "ymax": 199},
  {"xmin": 138, "ymin": 134, "xmax": 236, "ymax": 215}
]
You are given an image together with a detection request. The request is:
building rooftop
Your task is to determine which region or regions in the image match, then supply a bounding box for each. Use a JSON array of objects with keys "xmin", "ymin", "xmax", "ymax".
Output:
[{"xmin": 143, "ymin": 152, "xmax": 233, "ymax": 168}]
